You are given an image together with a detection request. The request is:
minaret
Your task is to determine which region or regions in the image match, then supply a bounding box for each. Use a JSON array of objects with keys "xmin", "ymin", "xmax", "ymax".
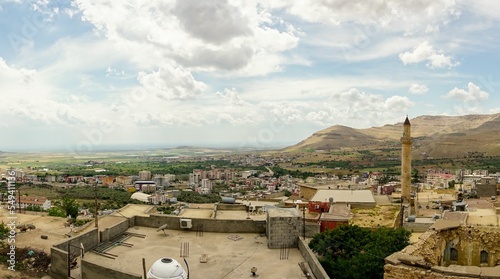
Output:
[{"xmin": 400, "ymin": 116, "xmax": 412, "ymax": 202}]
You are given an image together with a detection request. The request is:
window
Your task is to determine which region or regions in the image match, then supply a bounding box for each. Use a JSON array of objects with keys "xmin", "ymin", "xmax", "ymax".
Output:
[
  {"xmin": 450, "ymin": 248, "xmax": 458, "ymax": 261},
  {"xmin": 480, "ymin": 250, "xmax": 488, "ymax": 264}
]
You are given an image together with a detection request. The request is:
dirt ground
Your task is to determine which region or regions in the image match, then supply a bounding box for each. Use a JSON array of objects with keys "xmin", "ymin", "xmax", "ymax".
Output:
[
  {"xmin": 0, "ymin": 208, "xmax": 70, "ymax": 253},
  {"xmin": 350, "ymin": 205, "xmax": 400, "ymax": 227},
  {"xmin": 0, "ymin": 206, "xmax": 68, "ymax": 278}
]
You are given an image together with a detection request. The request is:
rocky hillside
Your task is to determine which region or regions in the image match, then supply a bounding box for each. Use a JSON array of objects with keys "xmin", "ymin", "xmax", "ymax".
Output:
[{"xmin": 286, "ymin": 113, "xmax": 500, "ymax": 158}]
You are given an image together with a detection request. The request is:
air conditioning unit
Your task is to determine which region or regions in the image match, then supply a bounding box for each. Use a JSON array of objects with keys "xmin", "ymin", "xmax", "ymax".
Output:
[{"xmin": 180, "ymin": 218, "xmax": 192, "ymax": 229}]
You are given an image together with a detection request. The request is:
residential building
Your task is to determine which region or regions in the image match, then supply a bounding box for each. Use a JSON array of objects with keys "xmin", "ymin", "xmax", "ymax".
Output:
[
  {"xmin": 139, "ymin": 170, "xmax": 152, "ymax": 181},
  {"xmin": 16, "ymin": 196, "xmax": 51, "ymax": 210}
]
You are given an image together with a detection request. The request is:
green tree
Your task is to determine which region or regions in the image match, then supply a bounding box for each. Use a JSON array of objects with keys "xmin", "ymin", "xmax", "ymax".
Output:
[
  {"xmin": 0, "ymin": 222, "xmax": 9, "ymax": 239},
  {"xmin": 448, "ymin": 180, "xmax": 456, "ymax": 189},
  {"xmin": 309, "ymin": 225, "xmax": 410, "ymax": 279},
  {"xmin": 61, "ymin": 198, "xmax": 79, "ymax": 219},
  {"xmin": 411, "ymin": 169, "xmax": 420, "ymax": 183}
]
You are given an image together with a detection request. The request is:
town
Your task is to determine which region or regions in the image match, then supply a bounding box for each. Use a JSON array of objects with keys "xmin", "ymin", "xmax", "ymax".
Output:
[{"xmin": 1, "ymin": 119, "xmax": 499, "ymax": 279}]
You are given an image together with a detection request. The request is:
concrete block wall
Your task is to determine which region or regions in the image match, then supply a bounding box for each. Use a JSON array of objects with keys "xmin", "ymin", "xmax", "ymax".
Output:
[
  {"xmin": 134, "ymin": 214, "xmax": 266, "ymax": 233},
  {"xmin": 298, "ymin": 238, "xmax": 330, "ymax": 279},
  {"xmin": 217, "ymin": 204, "xmax": 247, "ymax": 211},
  {"xmin": 81, "ymin": 258, "xmax": 142, "ymax": 279},
  {"xmin": 100, "ymin": 218, "xmax": 130, "ymax": 242},
  {"xmin": 49, "ymin": 247, "xmax": 68, "ymax": 279},
  {"xmin": 267, "ymin": 216, "xmax": 301, "ymax": 248},
  {"xmin": 54, "ymin": 228, "xmax": 99, "ymax": 258},
  {"xmin": 303, "ymin": 223, "xmax": 320, "ymax": 238}
]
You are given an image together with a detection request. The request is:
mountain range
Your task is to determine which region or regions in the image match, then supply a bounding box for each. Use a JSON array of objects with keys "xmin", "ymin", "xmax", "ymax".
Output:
[{"xmin": 286, "ymin": 113, "xmax": 500, "ymax": 159}]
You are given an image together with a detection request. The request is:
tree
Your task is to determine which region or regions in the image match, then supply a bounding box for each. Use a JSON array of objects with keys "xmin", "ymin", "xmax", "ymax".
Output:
[
  {"xmin": 309, "ymin": 224, "xmax": 410, "ymax": 279},
  {"xmin": 0, "ymin": 222, "xmax": 9, "ymax": 240},
  {"xmin": 411, "ymin": 169, "xmax": 420, "ymax": 183},
  {"xmin": 61, "ymin": 198, "xmax": 79, "ymax": 219},
  {"xmin": 448, "ymin": 180, "xmax": 456, "ymax": 189}
]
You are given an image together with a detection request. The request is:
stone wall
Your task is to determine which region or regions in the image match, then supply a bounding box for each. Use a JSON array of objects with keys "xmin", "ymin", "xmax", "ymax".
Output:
[
  {"xmin": 384, "ymin": 226, "xmax": 500, "ymax": 278},
  {"xmin": 476, "ymin": 184, "xmax": 496, "ymax": 198},
  {"xmin": 298, "ymin": 238, "xmax": 330, "ymax": 279},
  {"xmin": 81, "ymin": 258, "xmax": 142, "ymax": 279},
  {"xmin": 384, "ymin": 253, "xmax": 500, "ymax": 279},
  {"xmin": 134, "ymin": 214, "xmax": 266, "ymax": 233},
  {"xmin": 405, "ymin": 227, "xmax": 500, "ymax": 267}
]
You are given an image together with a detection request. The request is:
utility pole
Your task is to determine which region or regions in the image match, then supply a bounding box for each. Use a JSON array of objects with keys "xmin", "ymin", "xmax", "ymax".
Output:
[
  {"xmin": 18, "ymin": 188, "xmax": 22, "ymax": 214},
  {"xmin": 94, "ymin": 183, "xmax": 99, "ymax": 229},
  {"xmin": 400, "ymin": 197, "xmax": 404, "ymax": 228},
  {"xmin": 302, "ymin": 206, "xmax": 306, "ymax": 239}
]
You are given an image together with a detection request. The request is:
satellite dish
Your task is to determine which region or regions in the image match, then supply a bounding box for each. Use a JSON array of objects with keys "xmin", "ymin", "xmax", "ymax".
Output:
[
  {"xmin": 157, "ymin": 224, "xmax": 168, "ymax": 236},
  {"xmin": 157, "ymin": 224, "xmax": 168, "ymax": 231}
]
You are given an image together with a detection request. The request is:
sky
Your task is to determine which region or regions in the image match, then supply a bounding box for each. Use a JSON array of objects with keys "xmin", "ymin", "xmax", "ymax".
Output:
[{"xmin": 1, "ymin": 0, "xmax": 500, "ymax": 152}]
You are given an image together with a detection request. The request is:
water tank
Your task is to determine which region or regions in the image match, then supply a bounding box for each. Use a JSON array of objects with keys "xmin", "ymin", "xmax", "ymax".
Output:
[
  {"xmin": 147, "ymin": 257, "xmax": 187, "ymax": 279},
  {"xmin": 221, "ymin": 197, "xmax": 235, "ymax": 204},
  {"xmin": 407, "ymin": 215, "xmax": 416, "ymax": 222},
  {"xmin": 328, "ymin": 197, "xmax": 334, "ymax": 203}
]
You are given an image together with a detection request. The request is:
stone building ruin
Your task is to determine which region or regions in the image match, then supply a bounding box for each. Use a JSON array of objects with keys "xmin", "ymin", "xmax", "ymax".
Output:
[{"xmin": 384, "ymin": 222, "xmax": 500, "ymax": 278}]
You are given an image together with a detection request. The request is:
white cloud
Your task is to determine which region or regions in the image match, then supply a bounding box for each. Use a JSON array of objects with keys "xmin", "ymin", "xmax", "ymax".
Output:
[
  {"xmin": 463, "ymin": 1, "xmax": 500, "ymax": 21},
  {"xmin": 253, "ymin": 88, "xmax": 414, "ymax": 128},
  {"xmin": 172, "ymin": 0, "xmax": 252, "ymax": 44},
  {"xmin": 215, "ymin": 88, "xmax": 248, "ymax": 106},
  {"xmin": 399, "ymin": 41, "xmax": 460, "ymax": 68},
  {"xmin": 0, "ymin": 57, "xmax": 36, "ymax": 83},
  {"xmin": 409, "ymin": 83, "xmax": 429, "ymax": 94},
  {"xmin": 137, "ymin": 65, "xmax": 208, "ymax": 101},
  {"xmin": 73, "ymin": 0, "xmax": 300, "ymax": 76},
  {"xmin": 444, "ymin": 82, "xmax": 489, "ymax": 104},
  {"xmin": 263, "ymin": 0, "xmax": 461, "ymax": 34}
]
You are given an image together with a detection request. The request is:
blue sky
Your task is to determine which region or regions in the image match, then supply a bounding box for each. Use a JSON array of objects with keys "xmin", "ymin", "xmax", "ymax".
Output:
[{"xmin": 0, "ymin": 0, "xmax": 499, "ymax": 152}]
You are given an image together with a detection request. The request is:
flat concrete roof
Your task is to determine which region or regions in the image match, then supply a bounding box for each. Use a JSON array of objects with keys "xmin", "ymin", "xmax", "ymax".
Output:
[
  {"xmin": 430, "ymin": 219, "xmax": 461, "ymax": 231},
  {"xmin": 442, "ymin": 211, "xmax": 468, "ymax": 224},
  {"xmin": 311, "ymin": 189, "xmax": 375, "ymax": 204},
  {"xmin": 84, "ymin": 227, "xmax": 309, "ymax": 279},
  {"xmin": 267, "ymin": 207, "xmax": 299, "ymax": 218}
]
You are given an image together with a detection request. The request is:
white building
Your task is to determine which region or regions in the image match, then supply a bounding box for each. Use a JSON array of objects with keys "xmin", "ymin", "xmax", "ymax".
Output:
[{"xmin": 17, "ymin": 196, "xmax": 51, "ymax": 210}]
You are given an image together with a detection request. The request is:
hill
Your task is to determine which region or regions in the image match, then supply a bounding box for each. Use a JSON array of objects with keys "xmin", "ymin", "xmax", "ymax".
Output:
[{"xmin": 285, "ymin": 113, "xmax": 500, "ymax": 158}]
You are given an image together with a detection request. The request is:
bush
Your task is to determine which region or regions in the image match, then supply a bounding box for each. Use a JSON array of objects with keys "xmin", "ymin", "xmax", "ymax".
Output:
[{"xmin": 47, "ymin": 207, "xmax": 66, "ymax": 218}]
